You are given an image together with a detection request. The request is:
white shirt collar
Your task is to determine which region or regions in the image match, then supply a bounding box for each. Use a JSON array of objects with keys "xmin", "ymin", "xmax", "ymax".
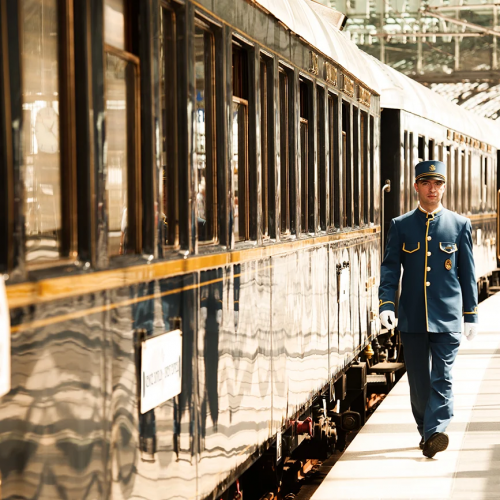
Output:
[{"xmin": 418, "ymin": 203, "xmax": 443, "ymax": 215}]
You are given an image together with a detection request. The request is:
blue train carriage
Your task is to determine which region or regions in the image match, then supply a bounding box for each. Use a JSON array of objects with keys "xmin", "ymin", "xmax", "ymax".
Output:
[
  {"xmin": 0, "ymin": 0, "xmax": 384, "ymax": 499},
  {"xmin": 367, "ymin": 55, "xmax": 500, "ymax": 291}
]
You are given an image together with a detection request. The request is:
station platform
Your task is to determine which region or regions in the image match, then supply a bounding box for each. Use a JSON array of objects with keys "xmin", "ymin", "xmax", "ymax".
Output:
[{"xmin": 311, "ymin": 292, "xmax": 500, "ymax": 500}]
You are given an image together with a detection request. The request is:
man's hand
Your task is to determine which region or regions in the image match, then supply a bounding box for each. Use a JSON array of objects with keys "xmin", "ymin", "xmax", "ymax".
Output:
[
  {"xmin": 380, "ymin": 310, "xmax": 396, "ymax": 330},
  {"xmin": 463, "ymin": 323, "xmax": 478, "ymax": 341}
]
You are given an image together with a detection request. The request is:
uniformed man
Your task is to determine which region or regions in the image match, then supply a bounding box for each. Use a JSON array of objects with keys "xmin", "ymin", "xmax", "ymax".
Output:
[{"xmin": 379, "ymin": 160, "xmax": 478, "ymax": 459}]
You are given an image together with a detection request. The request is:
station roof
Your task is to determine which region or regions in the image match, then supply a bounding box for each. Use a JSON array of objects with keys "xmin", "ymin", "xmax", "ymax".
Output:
[{"xmin": 430, "ymin": 81, "xmax": 500, "ymax": 122}]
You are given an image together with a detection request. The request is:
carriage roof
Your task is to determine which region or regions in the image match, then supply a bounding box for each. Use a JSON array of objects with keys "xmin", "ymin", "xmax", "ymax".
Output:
[{"xmin": 256, "ymin": 0, "xmax": 500, "ymax": 148}]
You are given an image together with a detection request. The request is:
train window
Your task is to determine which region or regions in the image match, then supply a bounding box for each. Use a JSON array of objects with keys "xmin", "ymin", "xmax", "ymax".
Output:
[
  {"xmin": 260, "ymin": 55, "xmax": 274, "ymax": 239},
  {"xmin": 467, "ymin": 151, "xmax": 472, "ymax": 213},
  {"xmin": 353, "ymin": 107, "xmax": 360, "ymax": 226},
  {"xmin": 279, "ymin": 68, "xmax": 294, "ymax": 236},
  {"xmin": 403, "ymin": 131, "xmax": 409, "ymax": 213},
  {"xmin": 260, "ymin": 57, "xmax": 269, "ymax": 239},
  {"xmin": 489, "ymin": 155, "xmax": 495, "ymax": 211},
  {"xmin": 21, "ymin": 0, "xmax": 75, "ymax": 264},
  {"xmin": 299, "ymin": 79, "xmax": 312, "ymax": 234},
  {"xmin": 369, "ymin": 115, "xmax": 375, "ymax": 223},
  {"xmin": 360, "ymin": 111, "xmax": 368, "ymax": 225},
  {"xmin": 342, "ymin": 101, "xmax": 352, "ymax": 227},
  {"xmin": 418, "ymin": 136, "xmax": 425, "ymax": 162},
  {"xmin": 471, "ymin": 152, "xmax": 480, "ymax": 213},
  {"xmin": 195, "ymin": 23, "xmax": 216, "ymax": 243},
  {"xmin": 429, "ymin": 139, "xmax": 435, "ymax": 160},
  {"xmin": 160, "ymin": 5, "xmax": 178, "ymax": 247},
  {"xmin": 461, "ymin": 151, "xmax": 466, "ymax": 213},
  {"xmin": 317, "ymin": 86, "xmax": 326, "ymax": 231},
  {"xmin": 232, "ymin": 41, "xmax": 250, "ymax": 241},
  {"xmin": 104, "ymin": 0, "xmax": 141, "ymax": 256},
  {"xmin": 409, "ymin": 133, "xmax": 416, "ymax": 208},
  {"xmin": 446, "ymin": 146, "xmax": 453, "ymax": 211},
  {"xmin": 328, "ymin": 93, "xmax": 340, "ymax": 229},
  {"xmin": 454, "ymin": 149, "xmax": 461, "ymax": 213},
  {"xmin": 482, "ymin": 156, "xmax": 488, "ymax": 210}
]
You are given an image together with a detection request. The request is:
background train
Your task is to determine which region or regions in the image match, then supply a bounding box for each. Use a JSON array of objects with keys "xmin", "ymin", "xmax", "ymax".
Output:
[{"xmin": 0, "ymin": 0, "xmax": 498, "ymax": 499}]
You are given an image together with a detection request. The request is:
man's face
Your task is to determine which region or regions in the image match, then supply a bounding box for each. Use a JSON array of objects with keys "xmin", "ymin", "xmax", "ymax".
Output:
[{"xmin": 414, "ymin": 178, "xmax": 446, "ymax": 208}]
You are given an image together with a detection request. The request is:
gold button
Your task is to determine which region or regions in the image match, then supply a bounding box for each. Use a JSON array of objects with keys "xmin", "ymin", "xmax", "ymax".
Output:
[
  {"xmin": 426, "ymin": 282, "xmax": 430, "ymax": 286},
  {"xmin": 427, "ymin": 236, "xmax": 432, "ymax": 241},
  {"xmin": 427, "ymin": 252, "xmax": 432, "ymax": 256},
  {"xmin": 427, "ymin": 267, "xmax": 431, "ymax": 271}
]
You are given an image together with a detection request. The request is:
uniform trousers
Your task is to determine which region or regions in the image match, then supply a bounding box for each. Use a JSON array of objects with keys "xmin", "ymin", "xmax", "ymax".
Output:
[{"xmin": 400, "ymin": 331, "xmax": 462, "ymax": 442}]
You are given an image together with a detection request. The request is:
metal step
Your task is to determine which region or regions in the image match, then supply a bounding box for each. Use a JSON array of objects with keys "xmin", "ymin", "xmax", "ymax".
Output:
[
  {"xmin": 367, "ymin": 374, "xmax": 387, "ymax": 385},
  {"xmin": 369, "ymin": 362, "xmax": 405, "ymax": 374}
]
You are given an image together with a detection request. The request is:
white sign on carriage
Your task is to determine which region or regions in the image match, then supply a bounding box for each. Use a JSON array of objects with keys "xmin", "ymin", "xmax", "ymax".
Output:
[{"xmin": 140, "ymin": 329, "xmax": 182, "ymax": 414}]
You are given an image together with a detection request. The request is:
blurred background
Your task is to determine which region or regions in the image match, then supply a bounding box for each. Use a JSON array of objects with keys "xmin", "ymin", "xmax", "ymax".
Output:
[{"xmin": 315, "ymin": 0, "xmax": 500, "ymax": 120}]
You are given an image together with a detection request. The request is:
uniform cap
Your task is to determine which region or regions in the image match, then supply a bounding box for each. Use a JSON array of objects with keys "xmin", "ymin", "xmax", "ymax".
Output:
[{"xmin": 415, "ymin": 160, "xmax": 446, "ymax": 182}]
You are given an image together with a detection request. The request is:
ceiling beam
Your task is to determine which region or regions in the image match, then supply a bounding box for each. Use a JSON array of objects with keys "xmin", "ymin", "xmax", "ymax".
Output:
[
  {"xmin": 423, "ymin": 9, "xmax": 500, "ymax": 37},
  {"xmin": 369, "ymin": 31, "xmax": 484, "ymax": 38},
  {"xmin": 428, "ymin": 3, "xmax": 500, "ymax": 12}
]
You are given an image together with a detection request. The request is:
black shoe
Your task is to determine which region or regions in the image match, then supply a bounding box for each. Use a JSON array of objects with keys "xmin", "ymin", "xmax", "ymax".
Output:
[
  {"xmin": 422, "ymin": 432, "xmax": 449, "ymax": 458},
  {"xmin": 419, "ymin": 437, "xmax": 424, "ymax": 450}
]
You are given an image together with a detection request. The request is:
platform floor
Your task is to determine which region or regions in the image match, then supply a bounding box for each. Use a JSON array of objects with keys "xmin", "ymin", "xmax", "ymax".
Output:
[{"xmin": 312, "ymin": 293, "xmax": 500, "ymax": 500}]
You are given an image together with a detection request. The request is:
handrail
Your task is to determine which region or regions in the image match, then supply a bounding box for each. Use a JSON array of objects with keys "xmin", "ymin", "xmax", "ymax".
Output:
[{"xmin": 381, "ymin": 179, "xmax": 391, "ymax": 260}]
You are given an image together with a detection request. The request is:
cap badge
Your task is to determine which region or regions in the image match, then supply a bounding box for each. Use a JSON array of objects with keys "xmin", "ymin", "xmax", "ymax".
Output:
[
  {"xmin": 445, "ymin": 259, "xmax": 452, "ymax": 271},
  {"xmin": 429, "ymin": 165, "xmax": 436, "ymax": 171}
]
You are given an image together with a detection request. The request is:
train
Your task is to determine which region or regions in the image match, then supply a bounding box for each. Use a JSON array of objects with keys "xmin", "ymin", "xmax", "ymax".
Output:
[{"xmin": 0, "ymin": 0, "xmax": 498, "ymax": 499}]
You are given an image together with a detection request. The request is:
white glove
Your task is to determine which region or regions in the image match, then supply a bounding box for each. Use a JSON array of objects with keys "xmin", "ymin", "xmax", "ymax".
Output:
[
  {"xmin": 380, "ymin": 310, "xmax": 396, "ymax": 330},
  {"xmin": 463, "ymin": 323, "xmax": 478, "ymax": 341}
]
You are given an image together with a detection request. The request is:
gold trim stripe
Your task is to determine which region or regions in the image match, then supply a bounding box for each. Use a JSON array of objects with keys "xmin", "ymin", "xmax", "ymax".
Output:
[
  {"xmin": 379, "ymin": 300, "xmax": 395, "ymax": 307},
  {"xmin": 464, "ymin": 307, "xmax": 478, "ymax": 315},
  {"xmin": 402, "ymin": 242, "xmax": 420, "ymax": 253},
  {"xmin": 424, "ymin": 213, "xmax": 435, "ymax": 331},
  {"xmin": 415, "ymin": 172, "xmax": 446, "ymax": 181},
  {"xmin": 10, "ymin": 234, "xmax": 379, "ymax": 334},
  {"xmin": 9, "ymin": 274, "xmax": 231, "ymax": 335},
  {"xmin": 7, "ymin": 227, "xmax": 379, "ymax": 310}
]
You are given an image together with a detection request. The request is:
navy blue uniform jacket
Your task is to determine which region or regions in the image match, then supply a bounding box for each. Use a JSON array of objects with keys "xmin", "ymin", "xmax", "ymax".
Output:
[{"xmin": 379, "ymin": 206, "xmax": 478, "ymax": 333}]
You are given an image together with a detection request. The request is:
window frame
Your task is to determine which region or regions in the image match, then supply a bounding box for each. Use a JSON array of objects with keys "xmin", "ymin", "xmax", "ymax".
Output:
[
  {"xmin": 194, "ymin": 18, "xmax": 218, "ymax": 245},
  {"xmin": 299, "ymin": 76, "xmax": 314, "ymax": 235},
  {"xmin": 159, "ymin": 3, "xmax": 179, "ymax": 249},
  {"xmin": 360, "ymin": 109, "xmax": 368, "ymax": 225},
  {"xmin": 454, "ymin": 148, "xmax": 462, "ymax": 213},
  {"xmin": 18, "ymin": 0, "xmax": 77, "ymax": 270},
  {"xmin": 328, "ymin": 91, "xmax": 340, "ymax": 230},
  {"xmin": 352, "ymin": 106, "xmax": 360, "ymax": 227},
  {"xmin": 341, "ymin": 99, "xmax": 352, "ymax": 228},
  {"xmin": 231, "ymin": 37, "xmax": 252, "ymax": 243},
  {"xmin": 317, "ymin": 84, "xmax": 326, "ymax": 231},
  {"xmin": 103, "ymin": 42, "xmax": 142, "ymax": 256},
  {"xmin": 259, "ymin": 52, "xmax": 275, "ymax": 241},
  {"xmin": 369, "ymin": 114, "xmax": 375, "ymax": 224},
  {"xmin": 278, "ymin": 64, "xmax": 295, "ymax": 239}
]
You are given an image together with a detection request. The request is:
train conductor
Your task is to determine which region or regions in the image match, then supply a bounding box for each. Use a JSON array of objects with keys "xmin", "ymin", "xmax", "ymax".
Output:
[{"xmin": 379, "ymin": 160, "xmax": 479, "ymax": 458}]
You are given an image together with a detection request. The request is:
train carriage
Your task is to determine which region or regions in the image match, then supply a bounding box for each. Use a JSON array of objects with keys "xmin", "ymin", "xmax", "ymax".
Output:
[{"xmin": 0, "ymin": 0, "xmax": 384, "ymax": 499}]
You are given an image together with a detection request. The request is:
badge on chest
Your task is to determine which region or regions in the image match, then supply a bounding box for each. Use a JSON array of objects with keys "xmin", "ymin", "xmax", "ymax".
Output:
[{"xmin": 445, "ymin": 259, "xmax": 452, "ymax": 271}]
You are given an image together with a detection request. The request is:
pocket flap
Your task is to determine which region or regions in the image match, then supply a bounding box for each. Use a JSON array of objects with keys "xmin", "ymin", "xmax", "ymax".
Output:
[
  {"xmin": 439, "ymin": 242, "xmax": 458, "ymax": 254},
  {"xmin": 402, "ymin": 242, "xmax": 420, "ymax": 253}
]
